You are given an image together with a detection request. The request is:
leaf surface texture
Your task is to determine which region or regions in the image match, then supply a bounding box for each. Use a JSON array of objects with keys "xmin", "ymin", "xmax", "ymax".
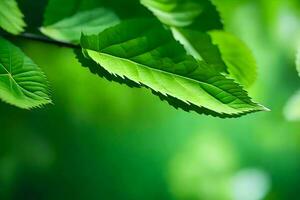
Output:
[{"xmin": 0, "ymin": 37, "xmax": 51, "ymax": 109}]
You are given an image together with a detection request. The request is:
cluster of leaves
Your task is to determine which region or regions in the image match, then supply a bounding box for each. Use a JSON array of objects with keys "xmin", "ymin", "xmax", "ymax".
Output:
[{"xmin": 0, "ymin": 0, "xmax": 269, "ymax": 118}]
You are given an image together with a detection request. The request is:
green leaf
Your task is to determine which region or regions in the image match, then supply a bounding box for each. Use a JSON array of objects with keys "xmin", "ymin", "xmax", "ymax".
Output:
[
  {"xmin": 41, "ymin": 8, "xmax": 120, "ymax": 44},
  {"xmin": 284, "ymin": 90, "xmax": 300, "ymax": 121},
  {"xmin": 171, "ymin": 28, "xmax": 226, "ymax": 72},
  {"xmin": 188, "ymin": 0, "xmax": 223, "ymax": 31},
  {"xmin": 43, "ymin": 0, "xmax": 148, "ymax": 26},
  {"xmin": 43, "ymin": 0, "xmax": 104, "ymax": 26},
  {"xmin": 0, "ymin": 37, "xmax": 51, "ymax": 109},
  {"xmin": 140, "ymin": 0, "xmax": 203, "ymax": 27},
  {"xmin": 79, "ymin": 19, "xmax": 267, "ymax": 117},
  {"xmin": 0, "ymin": 0, "xmax": 26, "ymax": 34},
  {"xmin": 141, "ymin": 0, "xmax": 237, "ymax": 79},
  {"xmin": 209, "ymin": 31, "xmax": 257, "ymax": 87},
  {"xmin": 141, "ymin": 0, "xmax": 222, "ymax": 30},
  {"xmin": 17, "ymin": 0, "xmax": 48, "ymax": 33},
  {"xmin": 74, "ymin": 48, "xmax": 140, "ymax": 88}
]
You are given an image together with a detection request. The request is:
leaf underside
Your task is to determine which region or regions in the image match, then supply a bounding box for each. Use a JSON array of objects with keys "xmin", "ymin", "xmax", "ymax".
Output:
[
  {"xmin": 0, "ymin": 37, "xmax": 51, "ymax": 109},
  {"xmin": 79, "ymin": 19, "xmax": 267, "ymax": 118}
]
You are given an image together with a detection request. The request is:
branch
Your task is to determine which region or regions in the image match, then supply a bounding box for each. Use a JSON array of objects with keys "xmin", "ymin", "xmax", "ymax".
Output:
[{"xmin": 4, "ymin": 32, "xmax": 78, "ymax": 48}]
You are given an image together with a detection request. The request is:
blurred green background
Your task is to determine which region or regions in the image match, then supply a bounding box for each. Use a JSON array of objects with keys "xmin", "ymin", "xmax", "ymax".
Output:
[{"xmin": 1, "ymin": 0, "xmax": 300, "ymax": 199}]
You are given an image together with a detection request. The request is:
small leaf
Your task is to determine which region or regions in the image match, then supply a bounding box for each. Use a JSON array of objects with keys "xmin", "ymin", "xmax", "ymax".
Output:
[
  {"xmin": 209, "ymin": 31, "xmax": 257, "ymax": 87},
  {"xmin": 0, "ymin": 0, "xmax": 26, "ymax": 35},
  {"xmin": 0, "ymin": 37, "xmax": 51, "ymax": 109},
  {"xmin": 79, "ymin": 19, "xmax": 267, "ymax": 117},
  {"xmin": 41, "ymin": 8, "xmax": 120, "ymax": 44}
]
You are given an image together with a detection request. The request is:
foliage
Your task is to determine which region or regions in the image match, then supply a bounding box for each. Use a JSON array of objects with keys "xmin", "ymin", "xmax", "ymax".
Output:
[
  {"xmin": 0, "ymin": 0, "xmax": 26, "ymax": 35},
  {"xmin": 0, "ymin": 0, "xmax": 268, "ymax": 118},
  {"xmin": 0, "ymin": 37, "xmax": 51, "ymax": 109}
]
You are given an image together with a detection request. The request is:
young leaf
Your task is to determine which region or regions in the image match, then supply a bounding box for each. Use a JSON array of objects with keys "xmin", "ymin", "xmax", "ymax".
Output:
[
  {"xmin": 41, "ymin": 8, "xmax": 120, "ymax": 44},
  {"xmin": 0, "ymin": 0, "xmax": 26, "ymax": 35},
  {"xmin": 0, "ymin": 37, "xmax": 51, "ymax": 109},
  {"xmin": 79, "ymin": 19, "xmax": 267, "ymax": 117},
  {"xmin": 209, "ymin": 31, "xmax": 257, "ymax": 87}
]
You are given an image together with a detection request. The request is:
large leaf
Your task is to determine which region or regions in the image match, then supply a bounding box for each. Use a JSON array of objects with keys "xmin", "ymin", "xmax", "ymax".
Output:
[
  {"xmin": 0, "ymin": 37, "xmax": 51, "ymax": 109},
  {"xmin": 0, "ymin": 0, "xmax": 26, "ymax": 34},
  {"xmin": 141, "ymin": 0, "xmax": 256, "ymax": 87},
  {"xmin": 79, "ymin": 19, "xmax": 267, "ymax": 117},
  {"xmin": 41, "ymin": 8, "xmax": 120, "ymax": 44},
  {"xmin": 209, "ymin": 31, "xmax": 257, "ymax": 87}
]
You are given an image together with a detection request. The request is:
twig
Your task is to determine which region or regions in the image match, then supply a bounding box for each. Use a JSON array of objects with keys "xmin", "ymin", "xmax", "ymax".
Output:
[{"xmin": 3, "ymin": 32, "xmax": 78, "ymax": 48}]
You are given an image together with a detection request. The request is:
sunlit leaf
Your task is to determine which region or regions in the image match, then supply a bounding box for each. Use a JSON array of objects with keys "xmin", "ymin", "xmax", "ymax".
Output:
[
  {"xmin": 297, "ymin": 46, "xmax": 300, "ymax": 76},
  {"xmin": 171, "ymin": 28, "xmax": 226, "ymax": 72},
  {"xmin": 41, "ymin": 8, "xmax": 120, "ymax": 44},
  {"xmin": 0, "ymin": 37, "xmax": 51, "ymax": 109},
  {"xmin": 140, "ymin": 0, "xmax": 202, "ymax": 27},
  {"xmin": 43, "ymin": 0, "xmax": 104, "ymax": 26},
  {"xmin": 0, "ymin": 0, "xmax": 26, "ymax": 35},
  {"xmin": 79, "ymin": 19, "xmax": 267, "ymax": 117},
  {"xmin": 209, "ymin": 31, "xmax": 257, "ymax": 87}
]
